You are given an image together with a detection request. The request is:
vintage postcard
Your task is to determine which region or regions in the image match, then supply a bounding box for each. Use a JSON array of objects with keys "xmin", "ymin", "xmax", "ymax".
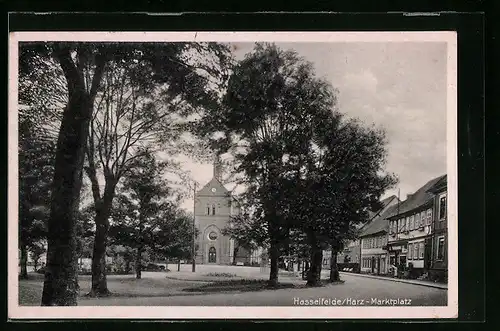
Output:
[{"xmin": 9, "ymin": 31, "xmax": 457, "ymax": 319}]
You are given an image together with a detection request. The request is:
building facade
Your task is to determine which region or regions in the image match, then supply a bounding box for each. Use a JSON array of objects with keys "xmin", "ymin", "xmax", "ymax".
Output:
[
  {"xmin": 193, "ymin": 157, "xmax": 253, "ymax": 265},
  {"xmin": 359, "ymin": 197, "xmax": 399, "ymax": 275},
  {"xmin": 428, "ymin": 175, "xmax": 448, "ymax": 281},
  {"xmin": 387, "ymin": 175, "xmax": 446, "ymax": 278}
]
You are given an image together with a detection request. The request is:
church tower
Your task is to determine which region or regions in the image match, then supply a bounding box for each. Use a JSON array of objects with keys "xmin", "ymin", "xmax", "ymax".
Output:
[
  {"xmin": 213, "ymin": 153, "xmax": 222, "ymax": 182},
  {"xmin": 193, "ymin": 154, "xmax": 238, "ymax": 265}
]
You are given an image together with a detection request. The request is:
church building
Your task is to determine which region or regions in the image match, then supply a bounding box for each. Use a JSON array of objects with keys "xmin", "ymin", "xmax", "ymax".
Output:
[{"xmin": 193, "ymin": 156, "xmax": 255, "ymax": 265}]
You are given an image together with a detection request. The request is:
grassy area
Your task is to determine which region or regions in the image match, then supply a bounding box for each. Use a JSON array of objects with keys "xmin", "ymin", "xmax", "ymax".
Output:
[
  {"xmin": 18, "ymin": 269, "xmax": 346, "ymax": 305},
  {"xmin": 18, "ymin": 272, "xmax": 196, "ymax": 305},
  {"xmin": 183, "ymin": 279, "xmax": 297, "ymax": 293}
]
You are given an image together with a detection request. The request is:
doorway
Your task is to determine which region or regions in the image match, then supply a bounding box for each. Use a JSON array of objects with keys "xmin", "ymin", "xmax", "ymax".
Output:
[{"xmin": 208, "ymin": 246, "xmax": 217, "ymax": 263}]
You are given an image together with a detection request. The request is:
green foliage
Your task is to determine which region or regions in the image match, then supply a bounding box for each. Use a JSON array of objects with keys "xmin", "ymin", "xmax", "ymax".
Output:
[
  {"xmin": 108, "ymin": 152, "xmax": 197, "ymax": 262},
  {"xmin": 196, "ymin": 43, "xmax": 397, "ymax": 263},
  {"xmin": 18, "ymin": 99, "xmax": 56, "ymax": 250}
]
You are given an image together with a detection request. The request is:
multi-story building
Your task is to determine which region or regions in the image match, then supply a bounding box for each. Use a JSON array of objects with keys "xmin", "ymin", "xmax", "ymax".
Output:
[
  {"xmin": 359, "ymin": 203, "xmax": 399, "ymax": 275},
  {"xmin": 387, "ymin": 175, "xmax": 446, "ymax": 278},
  {"xmin": 194, "ymin": 156, "xmax": 257, "ymax": 265},
  {"xmin": 427, "ymin": 175, "xmax": 448, "ymax": 282}
]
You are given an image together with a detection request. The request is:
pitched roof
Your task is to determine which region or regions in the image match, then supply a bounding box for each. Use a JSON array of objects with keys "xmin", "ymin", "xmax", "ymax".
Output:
[
  {"xmin": 358, "ymin": 195, "xmax": 398, "ymax": 232},
  {"xmin": 196, "ymin": 177, "xmax": 230, "ymax": 197},
  {"xmin": 389, "ymin": 174, "xmax": 447, "ymax": 218},
  {"xmin": 360, "ymin": 203, "xmax": 399, "ymax": 237}
]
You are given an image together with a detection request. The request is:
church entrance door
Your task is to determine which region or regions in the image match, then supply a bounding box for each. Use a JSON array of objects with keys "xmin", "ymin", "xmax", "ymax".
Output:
[{"xmin": 208, "ymin": 247, "xmax": 217, "ymax": 263}]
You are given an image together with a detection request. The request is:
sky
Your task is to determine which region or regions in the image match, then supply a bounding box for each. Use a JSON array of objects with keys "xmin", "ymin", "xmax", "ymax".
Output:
[{"xmin": 177, "ymin": 41, "xmax": 448, "ymax": 211}]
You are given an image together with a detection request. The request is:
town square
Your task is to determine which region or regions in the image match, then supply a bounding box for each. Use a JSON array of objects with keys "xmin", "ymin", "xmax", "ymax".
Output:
[{"xmin": 13, "ymin": 32, "xmax": 453, "ymax": 313}]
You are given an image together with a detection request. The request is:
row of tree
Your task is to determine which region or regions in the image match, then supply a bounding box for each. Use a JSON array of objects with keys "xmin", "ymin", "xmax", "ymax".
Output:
[
  {"xmin": 19, "ymin": 41, "xmax": 396, "ymax": 304},
  {"xmin": 18, "ymin": 41, "xmax": 231, "ymax": 305},
  {"xmin": 199, "ymin": 44, "xmax": 398, "ymax": 286}
]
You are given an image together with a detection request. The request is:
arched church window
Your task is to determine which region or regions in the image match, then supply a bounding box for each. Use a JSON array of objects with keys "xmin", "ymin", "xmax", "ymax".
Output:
[
  {"xmin": 212, "ymin": 204, "xmax": 216, "ymax": 215},
  {"xmin": 206, "ymin": 204, "xmax": 210, "ymax": 215}
]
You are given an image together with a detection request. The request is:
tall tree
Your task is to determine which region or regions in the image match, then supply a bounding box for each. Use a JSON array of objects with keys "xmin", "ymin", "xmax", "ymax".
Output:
[
  {"xmin": 194, "ymin": 43, "xmax": 338, "ymax": 286},
  {"xmin": 20, "ymin": 42, "xmax": 231, "ymax": 304},
  {"xmin": 287, "ymin": 116, "xmax": 397, "ymax": 286},
  {"xmin": 83, "ymin": 44, "xmax": 231, "ymax": 296},
  {"xmin": 108, "ymin": 152, "xmax": 181, "ymax": 279}
]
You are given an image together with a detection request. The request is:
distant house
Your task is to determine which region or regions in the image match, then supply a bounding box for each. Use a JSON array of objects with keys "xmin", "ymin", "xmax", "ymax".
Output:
[
  {"xmin": 322, "ymin": 195, "xmax": 399, "ymax": 270},
  {"xmin": 387, "ymin": 175, "xmax": 447, "ymax": 278},
  {"xmin": 359, "ymin": 202, "xmax": 400, "ymax": 275}
]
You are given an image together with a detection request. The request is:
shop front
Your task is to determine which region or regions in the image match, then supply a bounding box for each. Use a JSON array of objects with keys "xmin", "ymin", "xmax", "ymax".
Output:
[{"xmin": 387, "ymin": 242, "xmax": 408, "ymax": 277}]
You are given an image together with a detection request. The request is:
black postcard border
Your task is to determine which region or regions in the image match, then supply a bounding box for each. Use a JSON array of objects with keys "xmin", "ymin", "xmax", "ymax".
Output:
[{"xmin": 4, "ymin": 9, "xmax": 488, "ymax": 327}]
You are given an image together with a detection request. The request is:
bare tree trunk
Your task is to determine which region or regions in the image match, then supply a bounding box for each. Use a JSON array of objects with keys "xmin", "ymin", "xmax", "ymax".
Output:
[
  {"xmin": 89, "ymin": 183, "xmax": 115, "ymax": 296},
  {"xmin": 268, "ymin": 239, "xmax": 280, "ymax": 287},
  {"xmin": 20, "ymin": 244, "xmax": 28, "ymax": 279},
  {"xmin": 125, "ymin": 259, "xmax": 131, "ymax": 274},
  {"xmin": 306, "ymin": 233, "xmax": 323, "ymax": 287},
  {"xmin": 329, "ymin": 251, "xmax": 340, "ymax": 282},
  {"xmin": 41, "ymin": 46, "xmax": 106, "ymax": 306},
  {"xmin": 135, "ymin": 246, "xmax": 143, "ymax": 279},
  {"xmin": 41, "ymin": 98, "xmax": 89, "ymax": 305},
  {"xmin": 34, "ymin": 258, "xmax": 39, "ymax": 273}
]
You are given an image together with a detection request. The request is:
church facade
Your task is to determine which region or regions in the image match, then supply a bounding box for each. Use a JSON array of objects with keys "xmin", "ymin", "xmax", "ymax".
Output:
[{"xmin": 193, "ymin": 158, "xmax": 256, "ymax": 265}]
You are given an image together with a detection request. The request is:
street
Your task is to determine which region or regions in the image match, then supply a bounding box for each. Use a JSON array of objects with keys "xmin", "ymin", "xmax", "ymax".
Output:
[{"xmin": 76, "ymin": 271, "xmax": 447, "ymax": 306}]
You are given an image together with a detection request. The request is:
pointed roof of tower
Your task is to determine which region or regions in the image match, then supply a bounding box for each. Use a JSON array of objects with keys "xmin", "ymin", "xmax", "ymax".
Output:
[{"xmin": 196, "ymin": 153, "xmax": 230, "ymax": 197}]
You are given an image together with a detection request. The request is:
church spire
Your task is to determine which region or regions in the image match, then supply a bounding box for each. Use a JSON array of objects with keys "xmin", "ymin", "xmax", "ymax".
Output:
[{"xmin": 213, "ymin": 153, "xmax": 222, "ymax": 182}]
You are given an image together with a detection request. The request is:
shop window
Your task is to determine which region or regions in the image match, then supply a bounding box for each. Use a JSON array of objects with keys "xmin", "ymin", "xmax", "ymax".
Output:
[
  {"xmin": 437, "ymin": 237, "xmax": 445, "ymax": 260},
  {"xmin": 414, "ymin": 242, "xmax": 419, "ymax": 260},
  {"xmin": 408, "ymin": 243, "xmax": 413, "ymax": 259}
]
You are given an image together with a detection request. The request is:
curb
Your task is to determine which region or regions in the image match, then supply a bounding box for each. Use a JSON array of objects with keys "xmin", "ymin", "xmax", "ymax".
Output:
[{"xmin": 339, "ymin": 272, "xmax": 448, "ymax": 290}]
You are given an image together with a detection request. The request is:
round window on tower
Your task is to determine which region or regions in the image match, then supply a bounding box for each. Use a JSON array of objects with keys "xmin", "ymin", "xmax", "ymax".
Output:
[
  {"xmin": 208, "ymin": 232, "xmax": 218, "ymax": 240},
  {"xmin": 211, "ymin": 187, "xmax": 217, "ymax": 193}
]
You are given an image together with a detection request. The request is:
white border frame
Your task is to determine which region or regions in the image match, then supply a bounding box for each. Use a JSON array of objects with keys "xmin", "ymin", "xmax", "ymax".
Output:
[{"xmin": 8, "ymin": 31, "xmax": 458, "ymax": 320}]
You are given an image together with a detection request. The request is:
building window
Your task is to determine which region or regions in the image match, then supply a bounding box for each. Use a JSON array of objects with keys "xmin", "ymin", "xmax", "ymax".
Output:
[
  {"xmin": 408, "ymin": 243, "xmax": 413, "ymax": 259},
  {"xmin": 212, "ymin": 204, "xmax": 216, "ymax": 215},
  {"xmin": 323, "ymin": 258, "xmax": 329, "ymax": 266},
  {"xmin": 427, "ymin": 209, "xmax": 433, "ymax": 226},
  {"xmin": 439, "ymin": 195, "xmax": 447, "ymax": 220},
  {"xmin": 419, "ymin": 242, "xmax": 425, "ymax": 259},
  {"xmin": 414, "ymin": 242, "xmax": 419, "ymax": 260},
  {"xmin": 206, "ymin": 204, "xmax": 210, "ymax": 215},
  {"xmin": 415, "ymin": 213, "xmax": 420, "ymax": 228},
  {"xmin": 409, "ymin": 215, "xmax": 414, "ymax": 230},
  {"xmin": 437, "ymin": 237, "xmax": 445, "ymax": 260},
  {"xmin": 421, "ymin": 211, "xmax": 426, "ymax": 226}
]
